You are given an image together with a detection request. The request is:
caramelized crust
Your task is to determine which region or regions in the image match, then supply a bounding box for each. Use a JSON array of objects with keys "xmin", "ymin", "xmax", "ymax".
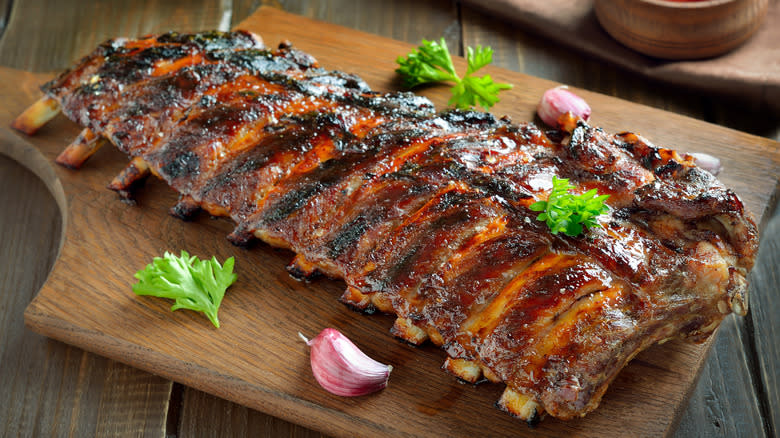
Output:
[{"xmin": 24, "ymin": 31, "xmax": 759, "ymax": 421}]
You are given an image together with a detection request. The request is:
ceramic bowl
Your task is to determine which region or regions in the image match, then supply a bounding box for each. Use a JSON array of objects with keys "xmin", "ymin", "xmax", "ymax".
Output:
[{"xmin": 593, "ymin": 0, "xmax": 769, "ymax": 59}]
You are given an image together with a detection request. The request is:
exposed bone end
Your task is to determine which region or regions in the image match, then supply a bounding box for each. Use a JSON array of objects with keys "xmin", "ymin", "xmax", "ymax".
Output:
[
  {"xmin": 228, "ymin": 224, "xmax": 258, "ymax": 247},
  {"xmin": 391, "ymin": 317, "xmax": 428, "ymax": 345},
  {"xmin": 340, "ymin": 286, "xmax": 377, "ymax": 314},
  {"xmin": 245, "ymin": 31, "xmax": 264, "ymax": 47},
  {"xmin": 731, "ymin": 297, "xmax": 746, "ymax": 317},
  {"xmin": 286, "ymin": 254, "xmax": 321, "ymax": 281},
  {"xmin": 251, "ymin": 229, "xmax": 289, "ymax": 249},
  {"xmin": 11, "ymin": 96, "xmax": 60, "ymax": 135},
  {"xmin": 339, "ymin": 286, "xmax": 394, "ymax": 315},
  {"xmin": 107, "ymin": 157, "xmax": 150, "ymax": 201},
  {"xmin": 55, "ymin": 128, "xmax": 106, "ymax": 169},
  {"xmin": 370, "ymin": 292, "xmax": 394, "ymax": 313},
  {"xmin": 426, "ymin": 327, "xmax": 445, "ymax": 347},
  {"xmin": 481, "ymin": 365, "xmax": 502, "ymax": 383},
  {"xmin": 443, "ymin": 357, "xmax": 484, "ymax": 384},
  {"xmin": 108, "ymin": 157, "xmax": 149, "ymax": 191},
  {"xmin": 727, "ymin": 269, "xmax": 748, "ymax": 316},
  {"xmin": 169, "ymin": 194, "xmax": 201, "ymax": 221},
  {"xmin": 496, "ymin": 387, "xmax": 545, "ymax": 427}
]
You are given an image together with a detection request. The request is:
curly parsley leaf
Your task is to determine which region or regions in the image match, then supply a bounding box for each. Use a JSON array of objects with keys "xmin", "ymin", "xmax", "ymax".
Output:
[
  {"xmin": 530, "ymin": 176, "xmax": 610, "ymax": 237},
  {"xmin": 395, "ymin": 38, "xmax": 512, "ymax": 111},
  {"xmin": 132, "ymin": 251, "xmax": 237, "ymax": 328}
]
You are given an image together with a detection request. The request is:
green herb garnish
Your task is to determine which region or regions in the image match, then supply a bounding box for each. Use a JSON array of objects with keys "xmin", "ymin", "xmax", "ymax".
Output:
[
  {"xmin": 133, "ymin": 251, "xmax": 237, "ymax": 328},
  {"xmin": 530, "ymin": 176, "xmax": 610, "ymax": 237},
  {"xmin": 395, "ymin": 38, "xmax": 512, "ymax": 111}
]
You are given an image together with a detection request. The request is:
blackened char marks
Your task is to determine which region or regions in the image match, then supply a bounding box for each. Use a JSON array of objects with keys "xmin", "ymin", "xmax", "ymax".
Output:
[
  {"xmin": 258, "ymin": 155, "xmax": 361, "ymax": 226},
  {"xmin": 356, "ymin": 190, "xmax": 476, "ymax": 294},
  {"xmin": 99, "ymin": 45, "xmax": 189, "ymax": 82},
  {"xmin": 265, "ymin": 128, "xmax": 444, "ymax": 250},
  {"xmin": 197, "ymin": 112, "xmax": 353, "ymax": 221},
  {"xmin": 42, "ymin": 38, "xmax": 129, "ymax": 96},
  {"xmin": 161, "ymin": 150, "xmax": 199, "ymax": 180},
  {"xmin": 437, "ymin": 109, "xmax": 500, "ymax": 130},
  {"xmin": 199, "ymin": 145, "xmax": 277, "ymax": 215},
  {"xmin": 51, "ymin": 31, "xmax": 265, "ymax": 130},
  {"xmin": 344, "ymin": 91, "xmax": 435, "ymax": 119},
  {"xmin": 327, "ymin": 216, "xmax": 369, "ymax": 259},
  {"xmin": 567, "ymin": 121, "xmax": 618, "ymax": 175},
  {"xmin": 470, "ymin": 173, "xmax": 531, "ymax": 202},
  {"xmin": 105, "ymin": 64, "xmax": 240, "ymax": 153},
  {"xmin": 150, "ymin": 102, "xmax": 270, "ymax": 187},
  {"xmin": 148, "ymin": 79, "xmax": 322, "ymax": 193},
  {"xmin": 294, "ymin": 69, "xmax": 371, "ymax": 96},
  {"xmin": 210, "ymin": 48, "xmax": 300, "ymax": 76},
  {"xmin": 633, "ymin": 170, "xmax": 745, "ymax": 220},
  {"xmin": 155, "ymin": 30, "xmax": 261, "ymax": 52},
  {"xmin": 312, "ymin": 177, "xmax": 440, "ymax": 277},
  {"xmin": 263, "ymin": 181, "xmax": 326, "ymax": 224}
]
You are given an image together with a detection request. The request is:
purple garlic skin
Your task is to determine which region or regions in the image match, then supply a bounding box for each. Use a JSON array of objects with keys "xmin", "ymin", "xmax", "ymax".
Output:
[
  {"xmin": 537, "ymin": 86, "xmax": 591, "ymax": 132},
  {"xmin": 302, "ymin": 328, "xmax": 392, "ymax": 397},
  {"xmin": 687, "ymin": 152, "xmax": 723, "ymax": 176}
]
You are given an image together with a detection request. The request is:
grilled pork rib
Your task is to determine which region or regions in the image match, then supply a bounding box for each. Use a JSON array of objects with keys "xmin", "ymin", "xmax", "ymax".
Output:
[{"xmin": 14, "ymin": 31, "xmax": 759, "ymax": 422}]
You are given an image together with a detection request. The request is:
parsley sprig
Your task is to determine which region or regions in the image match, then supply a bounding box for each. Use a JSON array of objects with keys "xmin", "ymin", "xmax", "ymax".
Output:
[
  {"xmin": 133, "ymin": 251, "xmax": 237, "ymax": 328},
  {"xmin": 395, "ymin": 38, "xmax": 512, "ymax": 111},
  {"xmin": 530, "ymin": 176, "xmax": 610, "ymax": 237}
]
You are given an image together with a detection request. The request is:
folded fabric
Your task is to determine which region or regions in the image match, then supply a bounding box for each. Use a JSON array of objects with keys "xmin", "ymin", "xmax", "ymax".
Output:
[{"xmin": 465, "ymin": 0, "xmax": 780, "ymax": 111}]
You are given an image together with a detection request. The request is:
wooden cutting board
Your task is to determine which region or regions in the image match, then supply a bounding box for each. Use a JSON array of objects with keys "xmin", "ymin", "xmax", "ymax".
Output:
[{"xmin": 3, "ymin": 6, "xmax": 777, "ymax": 438}]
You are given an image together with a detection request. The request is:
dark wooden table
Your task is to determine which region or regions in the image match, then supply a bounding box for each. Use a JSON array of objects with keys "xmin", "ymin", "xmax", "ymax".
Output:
[{"xmin": 0, "ymin": 1, "xmax": 777, "ymax": 436}]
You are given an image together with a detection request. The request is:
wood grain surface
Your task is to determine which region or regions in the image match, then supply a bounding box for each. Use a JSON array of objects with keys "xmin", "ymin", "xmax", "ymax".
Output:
[
  {"xmin": 0, "ymin": 6, "xmax": 774, "ymax": 437},
  {"xmin": 0, "ymin": 1, "xmax": 778, "ymax": 437}
]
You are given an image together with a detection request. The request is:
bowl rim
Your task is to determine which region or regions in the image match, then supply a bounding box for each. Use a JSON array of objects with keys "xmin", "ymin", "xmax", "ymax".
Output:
[{"xmin": 636, "ymin": 0, "xmax": 738, "ymax": 8}]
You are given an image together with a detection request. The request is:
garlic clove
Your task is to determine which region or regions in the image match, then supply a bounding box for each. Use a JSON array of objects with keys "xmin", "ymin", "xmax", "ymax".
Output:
[
  {"xmin": 537, "ymin": 86, "xmax": 591, "ymax": 132},
  {"xmin": 300, "ymin": 328, "xmax": 392, "ymax": 397},
  {"xmin": 686, "ymin": 152, "xmax": 722, "ymax": 176}
]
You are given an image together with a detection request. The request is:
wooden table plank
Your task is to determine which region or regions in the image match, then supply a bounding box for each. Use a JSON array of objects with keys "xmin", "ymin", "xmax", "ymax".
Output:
[
  {"xmin": 178, "ymin": 388, "xmax": 326, "ymax": 438},
  {"xmin": 742, "ymin": 207, "xmax": 780, "ymax": 436},
  {"xmin": 241, "ymin": 0, "xmax": 461, "ymax": 48},
  {"xmin": 93, "ymin": 362, "xmax": 173, "ymax": 436},
  {"xmin": 675, "ymin": 315, "xmax": 766, "ymax": 437},
  {"xmin": 0, "ymin": 153, "xmax": 173, "ymax": 437}
]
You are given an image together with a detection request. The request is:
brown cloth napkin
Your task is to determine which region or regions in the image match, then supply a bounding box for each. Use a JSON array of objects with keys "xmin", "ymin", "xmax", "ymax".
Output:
[{"xmin": 465, "ymin": 0, "xmax": 780, "ymax": 112}]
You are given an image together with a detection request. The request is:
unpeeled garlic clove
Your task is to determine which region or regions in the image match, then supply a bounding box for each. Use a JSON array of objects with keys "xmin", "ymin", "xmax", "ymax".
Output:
[
  {"xmin": 300, "ymin": 328, "xmax": 392, "ymax": 397},
  {"xmin": 687, "ymin": 152, "xmax": 722, "ymax": 176},
  {"xmin": 537, "ymin": 86, "xmax": 591, "ymax": 132}
]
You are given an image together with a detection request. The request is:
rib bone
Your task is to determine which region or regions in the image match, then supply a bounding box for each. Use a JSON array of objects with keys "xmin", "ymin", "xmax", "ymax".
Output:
[
  {"xmin": 497, "ymin": 388, "xmax": 544, "ymax": 425},
  {"xmin": 107, "ymin": 157, "xmax": 150, "ymax": 200},
  {"xmin": 56, "ymin": 128, "xmax": 107, "ymax": 169},
  {"xmin": 11, "ymin": 96, "xmax": 60, "ymax": 135}
]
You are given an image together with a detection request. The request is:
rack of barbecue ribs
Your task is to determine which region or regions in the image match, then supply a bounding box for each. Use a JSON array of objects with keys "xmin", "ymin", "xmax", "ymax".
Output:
[{"xmin": 12, "ymin": 30, "xmax": 759, "ymax": 424}]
